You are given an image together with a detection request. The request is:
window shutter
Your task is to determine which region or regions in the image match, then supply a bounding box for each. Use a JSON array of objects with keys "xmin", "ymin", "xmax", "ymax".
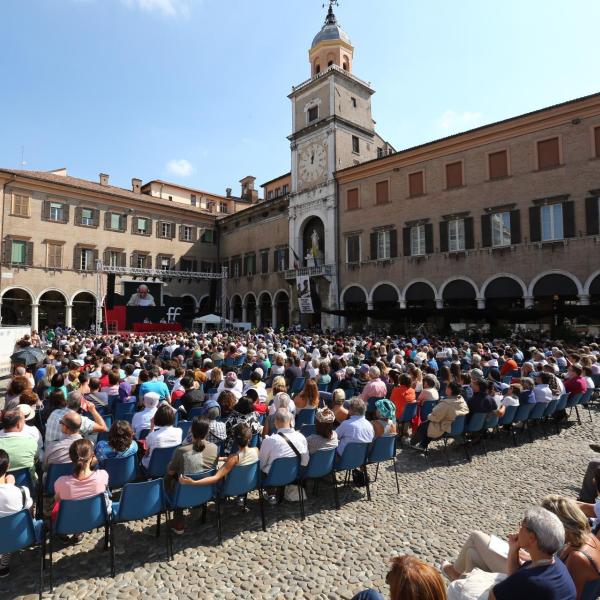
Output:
[
  {"xmin": 510, "ymin": 210, "xmax": 521, "ymax": 244},
  {"xmin": 284, "ymin": 249, "xmax": 289, "ymax": 270},
  {"xmin": 586, "ymin": 197, "xmax": 599, "ymax": 236},
  {"xmin": 146, "ymin": 255, "xmax": 152, "ymax": 269},
  {"xmin": 73, "ymin": 245, "xmax": 81, "ymax": 270},
  {"xmin": 93, "ymin": 209, "xmax": 100, "ymax": 227},
  {"xmin": 488, "ymin": 150, "xmax": 508, "ymax": 179},
  {"xmin": 42, "ymin": 201, "xmax": 50, "ymax": 221},
  {"xmin": 425, "ymin": 223, "xmax": 433, "ymax": 254},
  {"xmin": 562, "ymin": 200, "xmax": 575, "ymax": 238},
  {"xmin": 375, "ymin": 181, "xmax": 389, "ymax": 205},
  {"xmin": 529, "ymin": 206, "xmax": 541, "ymax": 242},
  {"xmin": 273, "ymin": 250, "xmax": 277, "ymax": 271},
  {"xmin": 445, "ymin": 162, "xmax": 463, "ymax": 189},
  {"xmin": 402, "ymin": 227, "xmax": 411, "ymax": 257},
  {"xmin": 179, "ymin": 225, "xmax": 184, "ymax": 241},
  {"xmin": 75, "ymin": 206, "xmax": 82, "ymax": 225},
  {"xmin": 537, "ymin": 138, "xmax": 560, "ymax": 169},
  {"xmin": 156, "ymin": 221, "xmax": 162, "ymax": 237},
  {"xmin": 93, "ymin": 249, "xmax": 99, "ymax": 266},
  {"xmin": 191, "ymin": 227, "xmax": 197, "ymax": 242},
  {"xmin": 370, "ymin": 232, "xmax": 377, "ymax": 260},
  {"xmin": 464, "ymin": 217, "xmax": 474, "ymax": 249},
  {"xmin": 347, "ymin": 236, "xmax": 359, "ymax": 262},
  {"xmin": 347, "ymin": 188, "xmax": 359, "ymax": 210},
  {"xmin": 408, "ymin": 172, "xmax": 424, "ymax": 197},
  {"xmin": 2, "ymin": 238, "xmax": 10, "ymax": 264},
  {"xmin": 61, "ymin": 204, "xmax": 70, "ymax": 224},
  {"xmin": 595, "ymin": 127, "xmax": 600, "ymax": 158},
  {"xmin": 119, "ymin": 214, "xmax": 126, "ymax": 232},
  {"xmin": 103, "ymin": 250, "xmax": 110, "ymax": 265},
  {"xmin": 439, "ymin": 221, "xmax": 449, "ymax": 252},
  {"xmin": 170, "ymin": 222, "xmax": 175, "ymax": 239},
  {"xmin": 131, "ymin": 252, "xmax": 137, "ymax": 267},
  {"xmin": 481, "ymin": 214, "xmax": 491, "ymax": 248},
  {"xmin": 389, "ymin": 229, "xmax": 398, "ymax": 258},
  {"xmin": 104, "ymin": 212, "xmax": 111, "ymax": 229},
  {"xmin": 25, "ymin": 241, "xmax": 34, "ymax": 266}
]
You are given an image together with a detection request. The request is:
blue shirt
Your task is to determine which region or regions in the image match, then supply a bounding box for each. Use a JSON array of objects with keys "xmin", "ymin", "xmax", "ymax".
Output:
[
  {"xmin": 95, "ymin": 440, "xmax": 138, "ymax": 462},
  {"xmin": 139, "ymin": 380, "xmax": 170, "ymax": 400},
  {"xmin": 335, "ymin": 415, "xmax": 374, "ymax": 456},
  {"xmin": 493, "ymin": 558, "xmax": 575, "ymax": 600}
]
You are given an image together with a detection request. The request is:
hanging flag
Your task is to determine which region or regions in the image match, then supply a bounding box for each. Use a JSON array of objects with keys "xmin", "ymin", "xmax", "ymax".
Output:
[
  {"xmin": 296, "ymin": 275, "xmax": 314, "ymax": 313},
  {"xmin": 290, "ymin": 247, "xmax": 301, "ymax": 270}
]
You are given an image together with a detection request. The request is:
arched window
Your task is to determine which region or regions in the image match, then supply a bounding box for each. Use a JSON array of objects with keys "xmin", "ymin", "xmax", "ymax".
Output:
[
  {"xmin": 315, "ymin": 64, "xmax": 321, "ymax": 74},
  {"xmin": 343, "ymin": 62, "xmax": 348, "ymax": 71},
  {"xmin": 327, "ymin": 60, "xmax": 333, "ymax": 67}
]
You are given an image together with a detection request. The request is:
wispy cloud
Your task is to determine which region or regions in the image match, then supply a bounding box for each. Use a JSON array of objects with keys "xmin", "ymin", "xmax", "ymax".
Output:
[
  {"xmin": 437, "ymin": 109, "xmax": 485, "ymax": 134},
  {"xmin": 120, "ymin": 0, "xmax": 196, "ymax": 17},
  {"xmin": 166, "ymin": 158, "xmax": 194, "ymax": 177}
]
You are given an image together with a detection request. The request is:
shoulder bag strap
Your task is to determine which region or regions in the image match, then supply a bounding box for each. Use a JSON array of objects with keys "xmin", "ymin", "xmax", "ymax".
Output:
[{"xmin": 277, "ymin": 432, "xmax": 301, "ymax": 460}]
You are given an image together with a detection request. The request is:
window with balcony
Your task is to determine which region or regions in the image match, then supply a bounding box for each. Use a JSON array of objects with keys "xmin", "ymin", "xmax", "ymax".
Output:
[
  {"xmin": 410, "ymin": 225, "xmax": 426, "ymax": 256},
  {"xmin": 541, "ymin": 204, "xmax": 563, "ymax": 241},
  {"xmin": 448, "ymin": 219, "xmax": 465, "ymax": 252},
  {"xmin": 491, "ymin": 211, "xmax": 511, "ymax": 247}
]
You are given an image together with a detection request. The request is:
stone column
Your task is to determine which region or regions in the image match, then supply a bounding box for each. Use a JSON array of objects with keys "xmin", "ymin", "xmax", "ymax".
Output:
[
  {"xmin": 579, "ymin": 294, "xmax": 591, "ymax": 306},
  {"xmin": 476, "ymin": 298, "xmax": 486, "ymax": 310},
  {"xmin": 523, "ymin": 295, "xmax": 534, "ymax": 308},
  {"xmin": 435, "ymin": 299, "xmax": 444, "ymax": 309},
  {"xmin": 31, "ymin": 303, "xmax": 39, "ymax": 331},
  {"xmin": 399, "ymin": 300, "xmax": 407, "ymax": 309},
  {"xmin": 65, "ymin": 304, "xmax": 73, "ymax": 328},
  {"xmin": 367, "ymin": 301, "xmax": 374, "ymax": 326}
]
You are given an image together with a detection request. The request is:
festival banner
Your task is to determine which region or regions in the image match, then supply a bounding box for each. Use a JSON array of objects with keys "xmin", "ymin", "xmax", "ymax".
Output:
[{"xmin": 296, "ymin": 275, "xmax": 314, "ymax": 314}]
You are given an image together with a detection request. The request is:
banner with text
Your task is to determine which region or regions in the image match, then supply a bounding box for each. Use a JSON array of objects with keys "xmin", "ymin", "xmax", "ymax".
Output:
[{"xmin": 296, "ymin": 275, "xmax": 314, "ymax": 314}]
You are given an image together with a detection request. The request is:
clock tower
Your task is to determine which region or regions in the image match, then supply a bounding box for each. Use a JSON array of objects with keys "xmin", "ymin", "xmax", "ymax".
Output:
[{"xmin": 288, "ymin": 3, "xmax": 382, "ymax": 328}]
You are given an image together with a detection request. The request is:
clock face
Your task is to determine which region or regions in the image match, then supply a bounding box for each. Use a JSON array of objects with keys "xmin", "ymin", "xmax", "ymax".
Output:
[{"xmin": 298, "ymin": 141, "xmax": 327, "ymax": 188}]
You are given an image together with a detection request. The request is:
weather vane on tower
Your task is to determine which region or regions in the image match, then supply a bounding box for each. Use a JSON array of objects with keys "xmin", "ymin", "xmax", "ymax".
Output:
[{"xmin": 323, "ymin": 0, "xmax": 339, "ymax": 9}]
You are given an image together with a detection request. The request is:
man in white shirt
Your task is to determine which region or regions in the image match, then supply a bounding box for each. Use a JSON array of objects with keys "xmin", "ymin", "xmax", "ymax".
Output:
[
  {"xmin": 131, "ymin": 392, "xmax": 159, "ymax": 439},
  {"xmin": 533, "ymin": 372, "xmax": 553, "ymax": 404},
  {"xmin": 217, "ymin": 371, "xmax": 243, "ymax": 399},
  {"xmin": 259, "ymin": 408, "xmax": 309, "ymax": 476}
]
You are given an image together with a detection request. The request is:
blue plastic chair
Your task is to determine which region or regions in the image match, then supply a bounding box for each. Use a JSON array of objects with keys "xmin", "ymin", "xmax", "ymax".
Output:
[
  {"xmin": 142, "ymin": 446, "xmax": 178, "ymax": 479},
  {"xmin": 420, "ymin": 400, "xmax": 437, "ymax": 423},
  {"xmin": 101, "ymin": 454, "xmax": 138, "ymax": 490},
  {"xmin": 234, "ymin": 354, "xmax": 246, "ymax": 369},
  {"xmin": 367, "ymin": 435, "xmax": 398, "ymax": 493},
  {"xmin": 260, "ymin": 456, "xmax": 304, "ymax": 529},
  {"xmin": 138, "ymin": 428, "xmax": 151, "ymax": 441},
  {"xmin": 498, "ymin": 404, "xmax": 518, "ymax": 428},
  {"xmin": 289, "ymin": 377, "xmax": 306, "ymax": 397},
  {"xmin": 396, "ymin": 403, "xmax": 418, "ymax": 447},
  {"xmin": 41, "ymin": 462, "xmax": 74, "ymax": 511},
  {"xmin": 188, "ymin": 406, "xmax": 204, "ymax": 419},
  {"xmin": 177, "ymin": 420, "xmax": 192, "ymax": 439},
  {"xmin": 333, "ymin": 442, "xmax": 371, "ymax": 507},
  {"xmin": 11, "ymin": 466, "xmax": 37, "ymax": 497},
  {"xmin": 114, "ymin": 402, "xmax": 136, "ymax": 424},
  {"xmin": 50, "ymin": 493, "xmax": 112, "ymax": 588},
  {"xmin": 0, "ymin": 509, "xmax": 45, "ymax": 599},
  {"xmin": 526, "ymin": 402, "xmax": 549, "ymax": 441},
  {"xmin": 510, "ymin": 403, "xmax": 534, "ymax": 445},
  {"xmin": 427, "ymin": 414, "xmax": 466, "ymax": 465},
  {"xmin": 217, "ymin": 461, "xmax": 261, "ymax": 536},
  {"xmin": 112, "ymin": 479, "xmax": 171, "ymax": 563},
  {"xmin": 299, "ymin": 423, "xmax": 316, "ymax": 437},
  {"xmin": 295, "ymin": 408, "xmax": 316, "ymax": 430},
  {"xmin": 366, "ymin": 396, "xmax": 383, "ymax": 417},
  {"xmin": 317, "ymin": 382, "xmax": 329, "ymax": 392},
  {"xmin": 300, "ymin": 448, "xmax": 337, "ymax": 508},
  {"xmin": 462, "ymin": 413, "xmax": 489, "ymax": 460},
  {"xmin": 224, "ymin": 357, "xmax": 235, "ymax": 369},
  {"xmin": 580, "ymin": 388, "xmax": 594, "ymax": 422},
  {"xmin": 167, "ymin": 470, "xmax": 219, "ymax": 550},
  {"xmin": 566, "ymin": 392, "xmax": 583, "ymax": 425},
  {"xmin": 319, "ymin": 391, "xmax": 332, "ymax": 407},
  {"xmin": 582, "ymin": 578, "xmax": 600, "ymax": 600},
  {"xmin": 344, "ymin": 388, "xmax": 355, "ymax": 400}
]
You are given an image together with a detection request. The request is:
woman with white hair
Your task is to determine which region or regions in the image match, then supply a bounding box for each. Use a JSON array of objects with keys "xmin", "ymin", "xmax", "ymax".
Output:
[{"xmin": 263, "ymin": 392, "xmax": 296, "ymax": 436}]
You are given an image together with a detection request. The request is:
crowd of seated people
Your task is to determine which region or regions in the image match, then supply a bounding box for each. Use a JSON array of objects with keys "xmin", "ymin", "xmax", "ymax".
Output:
[{"xmin": 1, "ymin": 326, "xmax": 599, "ymax": 598}]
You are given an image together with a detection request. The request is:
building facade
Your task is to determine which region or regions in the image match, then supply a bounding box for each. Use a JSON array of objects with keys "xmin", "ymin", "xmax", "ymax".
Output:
[{"xmin": 2, "ymin": 5, "xmax": 599, "ymax": 333}]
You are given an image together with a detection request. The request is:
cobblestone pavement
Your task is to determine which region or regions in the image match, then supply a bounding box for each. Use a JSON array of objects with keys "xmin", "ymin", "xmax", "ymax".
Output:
[{"xmin": 6, "ymin": 411, "xmax": 597, "ymax": 600}]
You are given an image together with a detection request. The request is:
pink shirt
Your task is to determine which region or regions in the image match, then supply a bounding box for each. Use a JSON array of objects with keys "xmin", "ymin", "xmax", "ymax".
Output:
[
  {"xmin": 361, "ymin": 378, "xmax": 388, "ymax": 401},
  {"xmin": 54, "ymin": 470, "xmax": 109, "ymax": 500}
]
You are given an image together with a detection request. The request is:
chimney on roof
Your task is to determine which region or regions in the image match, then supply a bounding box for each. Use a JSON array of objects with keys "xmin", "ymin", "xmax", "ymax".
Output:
[
  {"xmin": 226, "ymin": 187, "xmax": 232, "ymax": 198},
  {"xmin": 99, "ymin": 173, "xmax": 109, "ymax": 186},
  {"xmin": 132, "ymin": 178, "xmax": 142, "ymax": 194}
]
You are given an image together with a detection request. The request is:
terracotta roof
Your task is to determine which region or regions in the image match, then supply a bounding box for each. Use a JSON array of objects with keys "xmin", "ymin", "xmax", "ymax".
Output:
[
  {"xmin": 260, "ymin": 172, "xmax": 291, "ymax": 188},
  {"xmin": 0, "ymin": 169, "xmax": 215, "ymax": 217},
  {"xmin": 141, "ymin": 179, "xmax": 232, "ymax": 201}
]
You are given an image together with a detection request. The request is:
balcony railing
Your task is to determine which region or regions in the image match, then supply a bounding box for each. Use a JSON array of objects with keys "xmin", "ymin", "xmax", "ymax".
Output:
[{"xmin": 283, "ymin": 264, "xmax": 335, "ymax": 280}]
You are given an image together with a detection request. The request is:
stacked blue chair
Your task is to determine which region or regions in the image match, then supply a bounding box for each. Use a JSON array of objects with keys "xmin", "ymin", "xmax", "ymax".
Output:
[
  {"xmin": 49, "ymin": 493, "xmax": 112, "ymax": 588},
  {"xmin": 367, "ymin": 435, "xmax": 399, "ymax": 494},
  {"xmin": 111, "ymin": 479, "xmax": 171, "ymax": 564},
  {"xmin": 0, "ymin": 509, "xmax": 45, "ymax": 599}
]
